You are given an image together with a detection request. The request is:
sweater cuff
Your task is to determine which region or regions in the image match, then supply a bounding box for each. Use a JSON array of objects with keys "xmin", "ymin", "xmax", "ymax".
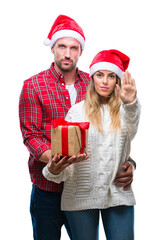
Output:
[
  {"xmin": 122, "ymin": 97, "xmax": 139, "ymax": 110},
  {"xmin": 42, "ymin": 165, "xmax": 62, "ymax": 182}
]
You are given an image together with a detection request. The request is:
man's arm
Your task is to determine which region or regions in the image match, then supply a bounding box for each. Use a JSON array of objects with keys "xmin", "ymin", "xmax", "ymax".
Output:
[
  {"xmin": 114, "ymin": 157, "xmax": 136, "ymax": 191},
  {"xmin": 39, "ymin": 150, "xmax": 52, "ymax": 163},
  {"xmin": 19, "ymin": 80, "xmax": 50, "ymax": 160}
]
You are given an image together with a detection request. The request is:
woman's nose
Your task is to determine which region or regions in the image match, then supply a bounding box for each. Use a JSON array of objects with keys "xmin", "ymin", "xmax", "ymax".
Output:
[{"xmin": 103, "ymin": 76, "xmax": 108, "ymax": 84}]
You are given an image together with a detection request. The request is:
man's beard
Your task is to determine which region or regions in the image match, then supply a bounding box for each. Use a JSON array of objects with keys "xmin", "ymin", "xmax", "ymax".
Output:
[{"xmin": 55, "ymin": 58, "xmax": 76, "ymax": 72}]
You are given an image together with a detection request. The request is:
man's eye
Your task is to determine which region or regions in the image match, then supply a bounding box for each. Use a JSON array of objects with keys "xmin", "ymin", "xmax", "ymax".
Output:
[
  {"xmin": 71, "ymin": 47, "xmax": 78, "ymax": 50},
  {"xmin": 59, "ymin": 45, "xmax": 65, "ymax": 48}
]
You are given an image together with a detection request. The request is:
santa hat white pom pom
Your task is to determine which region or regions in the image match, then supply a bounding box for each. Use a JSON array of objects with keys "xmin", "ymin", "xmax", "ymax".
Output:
[{"xmin": 43, "ymin": 38, "xmax": 51, "ymax": 46}]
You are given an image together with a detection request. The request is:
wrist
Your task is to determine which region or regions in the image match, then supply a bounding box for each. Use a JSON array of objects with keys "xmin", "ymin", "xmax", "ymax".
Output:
[
  {"xmin": 127, "ymin": 159, "xmax": 136, "ymax": 170},
  {"xmin": 47, "ymin": 164, "xmax": 59, "ymax": 175}
]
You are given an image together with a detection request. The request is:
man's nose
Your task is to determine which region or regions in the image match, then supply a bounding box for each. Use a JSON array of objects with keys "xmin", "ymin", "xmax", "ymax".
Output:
[{"xmin": 65, "ymin": 48, "xmax": 71, "ymax": 58}]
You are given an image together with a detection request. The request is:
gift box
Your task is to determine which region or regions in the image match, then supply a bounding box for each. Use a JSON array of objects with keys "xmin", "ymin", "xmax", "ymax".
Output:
[{"xmin": 51, "ymin": 119, "xmax": 90, "ymax": 157}]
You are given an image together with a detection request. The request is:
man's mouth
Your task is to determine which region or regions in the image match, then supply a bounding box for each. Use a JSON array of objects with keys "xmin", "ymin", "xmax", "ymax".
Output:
[{"xmin": 61, "ymin": 59, "xmax": 72, "ymax": 64}]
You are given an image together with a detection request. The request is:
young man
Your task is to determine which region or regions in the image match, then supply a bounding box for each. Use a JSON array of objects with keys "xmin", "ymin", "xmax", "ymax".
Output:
[{"xmin": 19, "ymin": 15, "xmax": 136, "ymax": 240}]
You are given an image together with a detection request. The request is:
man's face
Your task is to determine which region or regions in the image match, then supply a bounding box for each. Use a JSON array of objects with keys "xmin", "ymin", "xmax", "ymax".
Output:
[{"xmin": 52, "ymin": 37, "xmax": 82, "ymax": 72}]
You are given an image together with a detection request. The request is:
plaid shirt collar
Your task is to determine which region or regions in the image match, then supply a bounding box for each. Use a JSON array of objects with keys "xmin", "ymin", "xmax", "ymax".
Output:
[{"xmin": 50, "ymin": 62, "xmax": 82, "ymax": 83}]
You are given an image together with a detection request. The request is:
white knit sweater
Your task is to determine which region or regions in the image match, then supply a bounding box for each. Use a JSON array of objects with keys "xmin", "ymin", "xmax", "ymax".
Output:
[{"xmin": 43, "ymin": 99, "xmax": 141, "ymax": 211}]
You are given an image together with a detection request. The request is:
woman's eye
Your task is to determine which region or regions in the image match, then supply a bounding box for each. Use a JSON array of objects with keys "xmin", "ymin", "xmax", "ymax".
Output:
[
  {"xmin": 109, "ymin": 74, "xmax": 116, "ymax": 79},
  {"xmin": 97, "ymin": 73, "xmax": 102, "ymax": 77}
]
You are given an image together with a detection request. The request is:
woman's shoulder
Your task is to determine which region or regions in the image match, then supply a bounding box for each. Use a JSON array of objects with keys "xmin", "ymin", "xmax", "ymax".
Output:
[
  {"xmin": 69, "ymin": 100, "xmax": 85, "ymax": 113},
  {"xmin": 66, "ymin": 100, "xmax": 86, "ymax": 121}
]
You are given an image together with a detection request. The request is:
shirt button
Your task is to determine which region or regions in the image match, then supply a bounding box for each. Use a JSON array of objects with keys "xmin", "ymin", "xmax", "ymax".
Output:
[
  {"xmin": 66, "ymin": 97, "xmax": 69, "ymax": 99},
  {"xmin": 62, "ymin": 83, "xmax": 64, "ymax": 86}
]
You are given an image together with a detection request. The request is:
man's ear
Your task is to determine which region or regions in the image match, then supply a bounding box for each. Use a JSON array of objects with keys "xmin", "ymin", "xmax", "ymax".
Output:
[
  {"xmin": 51, "ymin": 47, "xmax": 54, "ymax": 54},
  {"xmin": 79, "ymin": 48, "xmax": 83, "ymax": 57}
]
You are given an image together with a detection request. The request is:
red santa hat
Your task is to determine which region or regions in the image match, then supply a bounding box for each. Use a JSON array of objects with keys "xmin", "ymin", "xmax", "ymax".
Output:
[
  {"xmin": 44, "ymin": 15, "xmax": 85, "ymax": 50},
  {"xmin": 89, "ymin": 49, "xmax": 130, "ymax": 79}
]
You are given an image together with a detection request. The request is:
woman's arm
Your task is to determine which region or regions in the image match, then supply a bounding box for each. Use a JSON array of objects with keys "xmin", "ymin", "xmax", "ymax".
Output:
[{"xmin": 116, "ymin": 71, "xmax": 141, "ymax": 139}]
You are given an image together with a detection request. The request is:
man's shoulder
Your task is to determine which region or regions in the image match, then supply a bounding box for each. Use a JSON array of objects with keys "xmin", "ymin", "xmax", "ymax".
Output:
[{"xmin": 24, "ymin": 68, "xmax": 50, "ymax": 84}]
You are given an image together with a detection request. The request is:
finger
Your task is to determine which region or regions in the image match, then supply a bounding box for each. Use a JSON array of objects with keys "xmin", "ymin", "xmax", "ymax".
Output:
[
  {"xmin": 71, "ymin": 154, "xmax": 89, "ymax": 163},
  {"xmin": 127, "ymin": 71, "xmax": 132, "ymax": 84},
  {"xmin": 115, "ymin": 178, "xmax": 132, "ymax": 188},
  {"xmin": 59, "ymin": 162, "xmax": 71, "ymax": 171},
  {"xmin": 125, "ymin": 71, "xmax": 129, "ymax": 84},
  {"xmin": 48, "ymin": 153, "xmax": 59, "ymax": 167},
  {"xmin": 76, "ymin": 153, "xmax": 89, "ymax": 161},
  {"xmin": 122, "ymin": 162, "xmax": 134, "ymax": 173},
  {"xmin": 53, "ymin": 153, "xmax": 61, "ymax": 164},
  {"xmin": 123, "ymin": 180, "xmax": 133, "ymax": 191},
  {"xmin": 115, "ymin": 166, "xmax": 133, "ymax": 179},
  {"xmin": 122, "ymin": 72, "xmax": 127, "ymax": 86},
  {"xmin": 121, "ymin": 161, "xmax": 132, "ymax": 171},
  {"xmin": 84, "ymin": 155, "xmax": 90, "ymax": 160},
  {"xmin": 115, "ymin": 175, "xmax": 133, "ymax": 184},
  {"xmin": 67, "ymin": 156, "xmax": 77, "ymax": 163},
  {"xmin": 71, "ymin": 155, "xmax": 85, "ymax": 163},
  {"xmin": 131, "ymin": 77, "xmax": 136, "ymax": 87},
  {"xmin": 56, "ymin": 156, "xmax": 68, "ymax": 166}
]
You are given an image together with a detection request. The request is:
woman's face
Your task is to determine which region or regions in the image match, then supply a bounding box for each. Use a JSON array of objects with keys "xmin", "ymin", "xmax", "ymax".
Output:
[{"xmin": 93, "ymin": 70, "xmax": 117, "ymax": 99}]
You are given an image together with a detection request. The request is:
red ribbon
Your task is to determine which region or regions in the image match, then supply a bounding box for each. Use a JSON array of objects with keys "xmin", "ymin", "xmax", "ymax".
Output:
[{"xmin": 52, "ymin": 119, "xmax": 90, "ymax": 156}]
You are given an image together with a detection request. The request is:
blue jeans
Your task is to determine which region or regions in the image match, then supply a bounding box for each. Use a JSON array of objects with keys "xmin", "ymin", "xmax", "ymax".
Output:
[
  {"xmin": 65, "ymin": 206, "xmax": 134, "ymax": 240},
  {"xmin": 30, "ymin": 184, "xmax": 72, "ymax": 240}
]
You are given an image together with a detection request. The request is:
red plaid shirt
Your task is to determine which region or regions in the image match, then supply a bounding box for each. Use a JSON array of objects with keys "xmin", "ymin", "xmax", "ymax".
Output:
[{"xmin": 19, "ymin": 63, "xmax": 90, "ymax": 192}]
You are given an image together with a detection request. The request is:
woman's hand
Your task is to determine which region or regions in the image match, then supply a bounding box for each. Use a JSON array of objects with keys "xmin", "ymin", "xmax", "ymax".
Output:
[
  {"xmin": 67, "ymin": 153, "xmax": 89, "ymax": 164},
  {"xmin": 47, "ymin": 153, "xmax": 71, "ymax": 175},
  {"xmin": 116, "ymin": 71, "xmax": 137, "ymax": 104},
  {"xmin": 47, "ymin": 153, "xmax": 89, "ymax": 175}
]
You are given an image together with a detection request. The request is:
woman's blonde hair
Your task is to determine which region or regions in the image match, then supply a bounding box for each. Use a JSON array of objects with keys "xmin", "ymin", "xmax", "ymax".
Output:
[{"xmin": 84, "ymin": 75, "xmax": 121, "ymax": 133}]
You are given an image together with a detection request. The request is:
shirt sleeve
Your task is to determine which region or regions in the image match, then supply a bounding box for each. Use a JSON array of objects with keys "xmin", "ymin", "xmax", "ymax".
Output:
[
  {"xmin": 19, "ymin": 80, "xmax": 50, "ymax": 161},
  {"xmin": 121, "ymin": 97, "xmax": 141, "ymax": 140}
]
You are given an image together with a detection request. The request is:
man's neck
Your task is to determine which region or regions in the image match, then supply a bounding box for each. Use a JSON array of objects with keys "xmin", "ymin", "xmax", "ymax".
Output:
[{"xmin": 54, "ymin": 63, "xmax": 77, "ymax": 85}]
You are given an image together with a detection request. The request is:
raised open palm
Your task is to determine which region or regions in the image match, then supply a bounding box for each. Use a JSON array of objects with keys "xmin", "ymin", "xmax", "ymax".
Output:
[{"xmin": 116, "ymin": 71, "xmax": 137, "ymax": 104}]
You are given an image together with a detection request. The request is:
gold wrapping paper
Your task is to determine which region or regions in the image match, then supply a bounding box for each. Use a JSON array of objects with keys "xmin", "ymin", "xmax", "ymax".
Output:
[{"xmin": 51, "ymin": 125, "xmax": 89, "ymax": 157}]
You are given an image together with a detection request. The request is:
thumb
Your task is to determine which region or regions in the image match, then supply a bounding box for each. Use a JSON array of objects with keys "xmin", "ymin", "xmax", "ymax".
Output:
[
  {"xmin": 53, "ymin": 153, "xmax": 60, "ymax": 163},
  {"xmin": 121, "ymin": 161, "xmax": 129, "ymax": 170},
  {"xmin": 49, "ymin": 153, "xmax": 60, "ymax": 166}
]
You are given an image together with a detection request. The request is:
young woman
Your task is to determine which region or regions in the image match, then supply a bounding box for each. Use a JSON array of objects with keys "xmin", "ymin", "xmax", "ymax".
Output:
[{"xmin": 43, "ymin": 49, "xmax": 141, "ymax": 240}]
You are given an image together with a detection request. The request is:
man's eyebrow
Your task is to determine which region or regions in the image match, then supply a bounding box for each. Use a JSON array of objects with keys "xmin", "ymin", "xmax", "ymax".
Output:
[{"xmin": 58, "ymin": 43, "xmax": 66, "ymax": 46}]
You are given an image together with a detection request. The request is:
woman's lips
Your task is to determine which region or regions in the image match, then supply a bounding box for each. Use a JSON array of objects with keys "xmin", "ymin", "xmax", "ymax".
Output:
[{"xmin": 101, "ymin": 87, "xmax": 109, "ymax": 90}]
